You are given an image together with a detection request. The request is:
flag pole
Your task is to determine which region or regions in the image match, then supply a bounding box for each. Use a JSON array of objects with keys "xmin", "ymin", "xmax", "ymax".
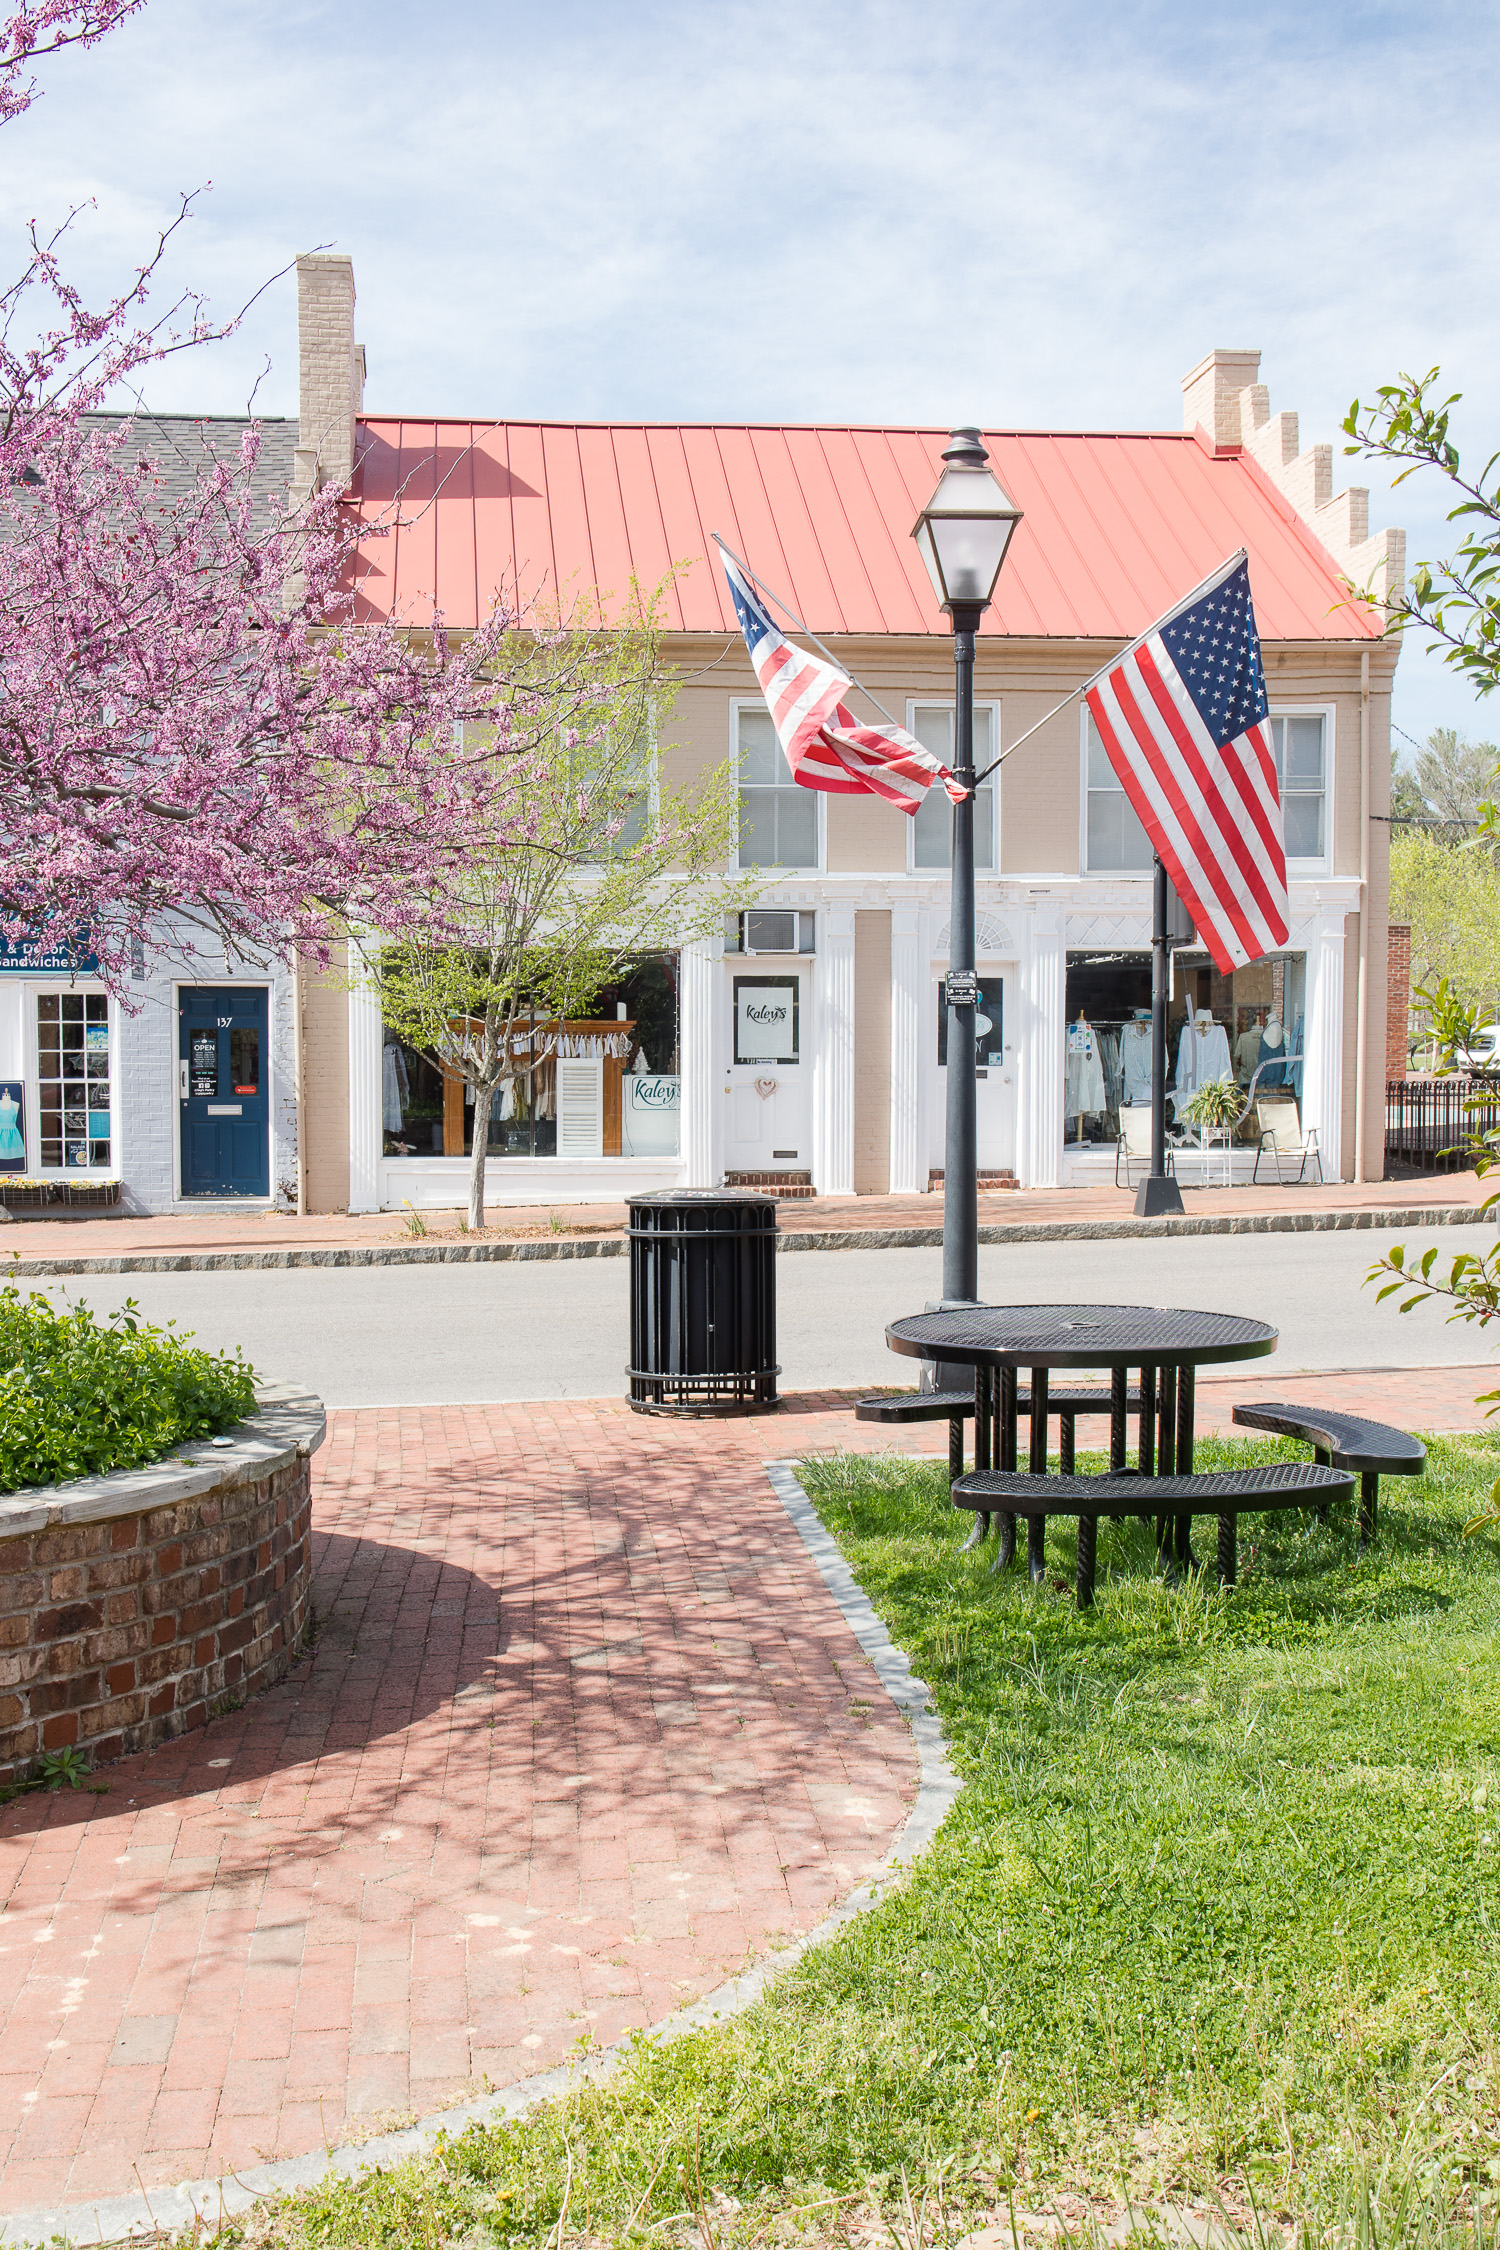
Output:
[
  {"xmin": 710, "ymin": 533, "xmax": 903, "ymax": 730},
  {"xmin": 970, "ymin": 548, "xmax": 1250, "ymax": 787}
]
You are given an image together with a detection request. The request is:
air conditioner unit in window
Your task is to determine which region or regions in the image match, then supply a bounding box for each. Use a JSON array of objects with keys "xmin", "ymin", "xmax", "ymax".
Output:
[{"xmin": 729, "ymin": 910, "xmax": 816, "ymax": 956}]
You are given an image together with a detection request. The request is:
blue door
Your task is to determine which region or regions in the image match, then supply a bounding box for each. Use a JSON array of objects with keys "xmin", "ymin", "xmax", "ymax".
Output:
[{"xmin": 178, "ymin": 987, "xmax": 270, "ymax": 1197}]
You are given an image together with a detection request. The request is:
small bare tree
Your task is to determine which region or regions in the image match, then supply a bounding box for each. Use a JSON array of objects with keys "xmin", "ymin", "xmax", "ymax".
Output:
[{"xmin": 373, "ymin": 585, "xmax": 754, "ymax": 1228}]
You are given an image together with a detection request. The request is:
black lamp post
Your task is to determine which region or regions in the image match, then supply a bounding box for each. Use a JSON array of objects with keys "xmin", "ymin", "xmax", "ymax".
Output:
[{"xmin": 911, "ymin": 430, "xmax": 1022, "ymax": 1305}]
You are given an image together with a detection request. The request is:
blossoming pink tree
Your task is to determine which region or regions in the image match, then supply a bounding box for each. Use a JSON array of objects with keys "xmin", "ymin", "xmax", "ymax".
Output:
[{"xmin": 0, "ymin": 2, "xmax": 546, "ymax": 993}]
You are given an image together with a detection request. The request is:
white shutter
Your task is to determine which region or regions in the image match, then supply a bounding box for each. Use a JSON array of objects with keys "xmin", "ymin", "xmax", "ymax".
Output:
[{"xmin": 556, "ymin": 1057, "xmax": 604, "ymax": 1158}]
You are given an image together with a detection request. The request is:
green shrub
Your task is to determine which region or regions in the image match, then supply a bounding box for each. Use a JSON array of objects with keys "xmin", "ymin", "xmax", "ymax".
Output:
[{"xmin": 0, "ymin": 1283, "xmax": 257, "ymax": 1492}]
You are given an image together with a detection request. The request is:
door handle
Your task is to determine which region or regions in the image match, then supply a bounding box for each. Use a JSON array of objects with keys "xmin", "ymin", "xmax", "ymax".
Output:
[{"xmin": 178, "ymin": 1061, "xmax": 188, "ymax": 1101}]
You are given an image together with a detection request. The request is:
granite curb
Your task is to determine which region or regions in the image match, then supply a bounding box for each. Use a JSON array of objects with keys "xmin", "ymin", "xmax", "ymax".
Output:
[
  {"xmin": 0, "ymin": 1461, "xmax": 958, "ymax": 2249},
  {"xmin": 2, "ymin": 1201, "xmax": 1493, "ymax": 1279}
]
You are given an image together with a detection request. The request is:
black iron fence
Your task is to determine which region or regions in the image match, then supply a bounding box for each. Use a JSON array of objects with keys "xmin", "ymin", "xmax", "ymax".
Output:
[{"xmin": 1386, "ymin": 1076, "xmax": 1500, "ymax": 1171}]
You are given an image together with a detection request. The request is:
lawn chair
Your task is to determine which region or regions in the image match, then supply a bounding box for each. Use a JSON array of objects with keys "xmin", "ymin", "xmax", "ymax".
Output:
[
  {"xmin": 1115, "ymin": 1105, "xmax": 1173, "ymax": 1190},
  {"xmin": 1251, "ymin": 1095, "xmax": 1321, "ymax": 1185}
]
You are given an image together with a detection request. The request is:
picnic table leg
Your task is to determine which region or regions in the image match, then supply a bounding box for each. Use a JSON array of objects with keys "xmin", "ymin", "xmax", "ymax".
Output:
[
  {"xmin": 1154, "ymin": 1365, "xmax": 1176, "ymax": 1556},
  {"xmin": 1359, "ymin": 1470, "xmax": 1378, "ymax": 1548},
  {"xmin": 961, "ymin": 1368, "xmax": 990, "ymax": 1552},
  {"xmin": 1109, "ymin": 1366, "xmax": 1128, "ymax": 1472},
  {"xmin": 1076, "ymin": 1512, "xmax": 1097, "ymax": 1608},
  {"xmin": 1059, "ymin": 1407, "xmax": 1076, "ymax": 1476},
  {"xmin": 1313, "ymin": 1444, "xmax": 1332, "ymax": 1524},
  {"xmin": 994, "ymin": 1365, "xmax": 1018, "ymax": 1571},
  {"xmin": 1027, "ymin": 1366, "xmax": 1049, "ymax": 1582},
  {"xmin": 1174, "ymin": 1365, "xmax": 1196, "ymax": 1566},
  {"xmin": 1216, "ymin": 1510, "xmax": 1237, "ymax": 1587}
]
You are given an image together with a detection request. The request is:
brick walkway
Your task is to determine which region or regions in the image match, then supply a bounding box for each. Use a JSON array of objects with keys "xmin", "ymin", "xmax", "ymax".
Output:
[
  {"xmin": 0, "ymin": 1370, "xmax": 1492, "ymax": 2217},
  {"xmin": 0, "ymin": 1170, "xmax": 1489, "ymax": 1265}
]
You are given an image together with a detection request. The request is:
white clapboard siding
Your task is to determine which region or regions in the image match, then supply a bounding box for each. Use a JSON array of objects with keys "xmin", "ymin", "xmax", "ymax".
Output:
[{"xmin": 556, "ymin": 1057, "xmax": 604, "ymax": 1159}]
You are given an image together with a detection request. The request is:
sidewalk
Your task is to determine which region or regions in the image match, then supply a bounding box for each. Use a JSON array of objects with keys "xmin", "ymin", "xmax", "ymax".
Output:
[
  {"xmin": 1, "ymin": 1172, "xmax": 1491, "ymax": 1277},
  {"xmin": 0, "ymin": 1370, "xmax": 1491, "ymax": 2222}
]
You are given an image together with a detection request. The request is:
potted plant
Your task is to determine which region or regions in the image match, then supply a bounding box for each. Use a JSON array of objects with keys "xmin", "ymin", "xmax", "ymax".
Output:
[{"xmin": 1182, "ymin": 1074, "xmax": 1247, "ymax": 1132}]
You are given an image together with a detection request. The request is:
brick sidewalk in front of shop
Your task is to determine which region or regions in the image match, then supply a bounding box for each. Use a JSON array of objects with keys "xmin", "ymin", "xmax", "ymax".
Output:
[
  {"xmin": 1, "ymin": 1171, "xmax": 1491, "ymax": 1271},
  {"xmin": 0, "ymin": 1370, "xmax": 1493, "ymax": 2215}
]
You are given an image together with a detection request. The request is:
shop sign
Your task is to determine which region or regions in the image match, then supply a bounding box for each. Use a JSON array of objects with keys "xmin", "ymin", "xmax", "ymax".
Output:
[
  {"xmin": 623, "ymin": 1073, "xmax": 681, "ymax": 1158},
  {"xmin": 0, "ymin": 935, "xmax": 99, "ymax": 976},
  {"xmin": 0, "ymin": 1082, "xmax": 24, "ymax": 1172},
  {"xmin": 734, "ymin": 977, "xmax": 799, "ymax": 1065},
  {"xmin": 190, "ymin": 1030, "xmax": 218, "ymax": 1097}
]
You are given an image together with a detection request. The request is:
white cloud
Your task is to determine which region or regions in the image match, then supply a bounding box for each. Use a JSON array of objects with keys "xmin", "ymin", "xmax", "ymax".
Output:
[{"xmin": 0, "ymin": 0, "xmax": 1494, "ymax": 743}]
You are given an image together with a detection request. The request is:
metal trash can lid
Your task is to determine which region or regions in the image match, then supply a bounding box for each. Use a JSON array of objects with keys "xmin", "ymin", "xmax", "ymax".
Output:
[{"xmin": 625, "ymin": 1190, "xmax": 778, "ymax": 1211}]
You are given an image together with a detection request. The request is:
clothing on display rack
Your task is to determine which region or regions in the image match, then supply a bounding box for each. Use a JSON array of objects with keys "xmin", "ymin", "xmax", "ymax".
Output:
[
  {"xmin": 1065, "ymin": 1018, "xmax": 1107, "ymax": 1121},
  {"xmin": 1119, "ymin": 1017, "xmax": 1153, "ymax": 1105},
  {"xmin": 382, "ymin": 1042, "xmax": 409, "ymax": 1132},
  {"xmin": 1285, "ymin": 1011, "xmax": 1304, "ymax": 1098},
  {"xmin": 1233, "ymin": 1020, "xmax": 1264, "ymax": 1087},
  {"xmin": 1098, "ymin": 1027, "xmax": 1122, "ymax": 1111},
  {"xmin": 1257, "ymin": 1013, "xmax": 1287, "ymax": 1089},
  {"xmin": 1174, "ymin": 1012, "xmax": 1232, "ymax": 1107}
]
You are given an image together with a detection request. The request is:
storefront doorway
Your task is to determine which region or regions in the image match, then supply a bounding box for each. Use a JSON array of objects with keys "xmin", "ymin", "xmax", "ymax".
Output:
[
  {"xmin": 178, "ymin": 987, "xmax": 270, "ymax": 1197},
  {"xmin": 934, "ymin": 971, "xmax": 1014, "ymax": 1178}
]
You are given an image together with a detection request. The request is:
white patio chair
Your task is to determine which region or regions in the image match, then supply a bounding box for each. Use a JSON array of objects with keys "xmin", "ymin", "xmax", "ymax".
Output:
[
  {"xmin": 1251, "ymin": 1097, "xmax": 1322, "ymax": 1185},
  {"xmin": 1115, "ymin": 1105, "xmax": 1173, "ymax": 1189}
]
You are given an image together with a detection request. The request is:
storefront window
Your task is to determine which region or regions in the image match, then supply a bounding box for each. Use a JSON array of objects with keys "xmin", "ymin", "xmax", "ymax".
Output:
[
  {"xmin": 37, "ymin": 991, "xmax": 111, "ymax": 1169},
  {"xmin": 1063, "ymin": 949, "xmax": 1307, "ymax": 1150},
  {"xmin": 382, "ymin": 954, "xmax": 680, "ymax": 1161}
]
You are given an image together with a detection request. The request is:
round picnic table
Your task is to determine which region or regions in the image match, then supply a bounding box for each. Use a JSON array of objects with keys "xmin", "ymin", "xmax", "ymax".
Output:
[{"xmin": 885, "ymin": 1303, "xmax": 1277, "ymax": 1572}]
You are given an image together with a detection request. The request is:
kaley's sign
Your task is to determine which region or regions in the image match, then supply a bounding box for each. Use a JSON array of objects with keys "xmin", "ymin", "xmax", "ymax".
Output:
[
  {"xmin": 734, "ymin": 978, "xmax": 799, "ymax": 1065},
  {"xmin": 623, "ymin": 1073, "xmax": 681, "ymax": 1159}
]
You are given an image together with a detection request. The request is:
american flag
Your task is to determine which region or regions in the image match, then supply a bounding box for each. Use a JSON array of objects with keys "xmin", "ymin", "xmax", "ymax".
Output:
[
  {"xmin": 1085, "ymin": 553, "xmax": 1289, "ymax": 975},
  {"xmin": 719, "ymin": 546, "xmax": 964, "ymax": 816}
]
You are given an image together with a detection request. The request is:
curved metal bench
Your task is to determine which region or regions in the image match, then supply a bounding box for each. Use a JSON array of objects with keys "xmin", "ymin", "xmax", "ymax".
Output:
[
  {"xmin": 855, "ymin": 1384, "xmax": 1142, "ymax": 1478},
  {"xmin": 1229, "ymin": 1402, "xmax": 1425, "ymax": 1545},
  {"xmin": 951, "ymin": 1460, "xmax": 1356, "ymax": 1605}
]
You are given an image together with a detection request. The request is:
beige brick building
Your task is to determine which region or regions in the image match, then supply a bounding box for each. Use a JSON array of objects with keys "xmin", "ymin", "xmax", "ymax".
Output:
[{"xmin": 295, "ymin": 259, "xmax": 1403, "ymax": 1212}]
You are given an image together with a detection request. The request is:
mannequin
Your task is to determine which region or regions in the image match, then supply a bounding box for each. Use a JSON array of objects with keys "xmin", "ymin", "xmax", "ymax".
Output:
[
  {"xmin": 1234, "ymin": 1011, "xmax": 1265, "ymax": 1088},
  {"xmin": 1258, "ymin": 1012, "xmax": 1286, "ymax": 1089}
]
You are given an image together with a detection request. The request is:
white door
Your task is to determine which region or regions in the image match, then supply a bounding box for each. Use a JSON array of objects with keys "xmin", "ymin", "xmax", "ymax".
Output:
[
  {"xmin": 724, "ymin": 967, "xmax": 809, "ymax": 1173},
  {"xmin": 932, "ymin": 969, "xmax": 1015, "ymax": 1176}
]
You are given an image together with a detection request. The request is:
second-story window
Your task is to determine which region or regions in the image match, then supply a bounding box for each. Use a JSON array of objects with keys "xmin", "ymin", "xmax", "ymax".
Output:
[
  {"xmin": 910, "ymin": 705, "xmax": 996, "ymax": 870},
  {"xmin": 1268, "ymin": 712, "xmax": 1327, "ymax": 862},
  {"xmin": 1085, "ymin": 714, "xmax": 1153, "ymax": 871},
  {"xmin": 736, "ymin": 705, "xmax": 818, "ymax": 869}
]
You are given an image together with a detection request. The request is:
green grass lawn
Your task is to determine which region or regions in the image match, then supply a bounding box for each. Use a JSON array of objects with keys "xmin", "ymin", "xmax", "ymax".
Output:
[{"xmin": 221, "ymin": 1434, "xmax": 1500, "ymax": 2250}]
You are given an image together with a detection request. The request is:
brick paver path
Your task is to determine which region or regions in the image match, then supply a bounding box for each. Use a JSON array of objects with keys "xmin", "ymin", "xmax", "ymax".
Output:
[{"xmin": 0, "ymin": 1369, "xmax": 1492, "ymax": 2215}]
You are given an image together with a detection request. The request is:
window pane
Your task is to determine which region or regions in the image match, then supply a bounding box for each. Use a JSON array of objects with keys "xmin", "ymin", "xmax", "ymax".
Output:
[
  {"xmin": 1284, "ymin": 793, "xmax": 1324, "ymax": 858},
  {"xmin": 737, "ymin": 708, "xmax": 782, "ymax": 784},
  {"xmin": 229, "ymin": 1027, "xmax": 260, "ymax": 1092},
  {"xmin": 912, "ymin": 788, "xmax": 951, "ymax": 868},
  {"xmin": 913, "ymin": 706, "xmax": 952, "ymax": 763},
  {"xmin": 738, "ymin": 789, "xmax": 779, "ymax": 866},
  {"xmin": 1285, "ymin": 714, "xmax": 1324, "ymax": 783},
  {"xmin": 773, "ymin": 787, "xmax": 818, "ymax": 869},
  {"xmin": 1087, "ymin": 719, "xmax": 1117, "ymax": 789}
]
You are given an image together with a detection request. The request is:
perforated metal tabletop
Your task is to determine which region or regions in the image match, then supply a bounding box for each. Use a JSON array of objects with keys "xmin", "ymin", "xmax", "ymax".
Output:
[{"xmin": 885, "ymin": 1303, "xmax": 1277, "ymax": 1371}]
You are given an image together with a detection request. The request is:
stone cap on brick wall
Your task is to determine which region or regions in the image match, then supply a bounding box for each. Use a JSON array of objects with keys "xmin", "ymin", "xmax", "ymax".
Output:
[{"xmin": 0, "ymin": 1382, "xmax": 326, "ymax": 1540}]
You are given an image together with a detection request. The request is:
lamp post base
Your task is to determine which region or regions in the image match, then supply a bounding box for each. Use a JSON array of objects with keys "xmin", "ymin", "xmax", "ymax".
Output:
[{"xmin": 1133, "ymin": 1173, "xmax": 1185, "ymax": 1218}]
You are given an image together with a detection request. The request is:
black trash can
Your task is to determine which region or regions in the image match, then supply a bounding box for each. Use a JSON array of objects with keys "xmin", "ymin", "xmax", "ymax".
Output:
[{"xmin": 626, "ymin": 1191, "xmax": 780, "ymax": 1415}]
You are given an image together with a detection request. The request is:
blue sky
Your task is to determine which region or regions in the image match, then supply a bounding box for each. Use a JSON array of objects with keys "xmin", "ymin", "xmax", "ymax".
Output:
[{"xmin": 2, "ymin": 0, "xmax": 1495, "ymax": 753}]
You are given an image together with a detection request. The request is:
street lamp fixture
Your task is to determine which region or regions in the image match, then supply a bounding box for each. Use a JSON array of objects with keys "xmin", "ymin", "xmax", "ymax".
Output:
[{"xmin": 911, "ymin": 429, "xmax": 1022, "ymax": 1308}]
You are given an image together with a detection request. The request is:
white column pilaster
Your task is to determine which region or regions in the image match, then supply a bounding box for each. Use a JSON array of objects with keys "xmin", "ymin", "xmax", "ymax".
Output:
[
  {"xmin": 888, "ymin": 902, "xmax": 924, "ymax": 1195},
  {"xmin": 1302, "ymin": 913, "xmax": 1345, "ymax": 1182},
  {"xmin": 679, "ymin": 932, "xmax": 723, "ymax": 1189},
  {"xmin": 813, "ymin": 904, "xmax": 856, "ymax": 1196},
  {"xmin": 347, "ymin": 948, "xmax": 382, "ymax": 1213},
  {"xmin": 1018, "ymin": 904, "xmax": 1064, "ymax": 1189}
]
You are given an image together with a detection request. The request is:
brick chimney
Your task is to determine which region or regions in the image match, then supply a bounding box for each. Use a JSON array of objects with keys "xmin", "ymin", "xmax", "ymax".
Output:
[
  {"xmin": 1181, "ymin": 348, "xmax": 1263, "ymax": 451},
  {"xmin": 290, "ymin": 254, "xmax": 364, "ymax": 505}
]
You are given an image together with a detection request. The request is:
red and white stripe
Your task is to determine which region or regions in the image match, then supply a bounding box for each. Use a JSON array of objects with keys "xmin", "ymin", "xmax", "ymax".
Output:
[
  {"xmin": 736, "ymin": 573, "xmax": 963, "ymax": 815},
  {"xmin": 1086, "ymin": 634, "xmax": 1289, "ymax": 975}
]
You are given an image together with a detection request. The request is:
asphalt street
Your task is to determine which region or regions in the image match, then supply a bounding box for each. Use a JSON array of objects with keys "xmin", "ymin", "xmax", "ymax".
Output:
[{"xmin": 22, "ymin": 1223, "xmax": 1496, "ymax": 1407}]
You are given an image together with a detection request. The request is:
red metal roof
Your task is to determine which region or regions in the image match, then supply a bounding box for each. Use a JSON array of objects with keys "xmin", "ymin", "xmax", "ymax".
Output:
[{"xmin": 348, "ymin": 419, "xmax": 1379, "ymax": 643}]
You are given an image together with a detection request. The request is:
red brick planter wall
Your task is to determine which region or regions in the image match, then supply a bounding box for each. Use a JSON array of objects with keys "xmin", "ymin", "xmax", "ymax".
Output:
[{"xmin": 0, "ymin": 1386, "xmax": 322, "ymax": 1782}]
